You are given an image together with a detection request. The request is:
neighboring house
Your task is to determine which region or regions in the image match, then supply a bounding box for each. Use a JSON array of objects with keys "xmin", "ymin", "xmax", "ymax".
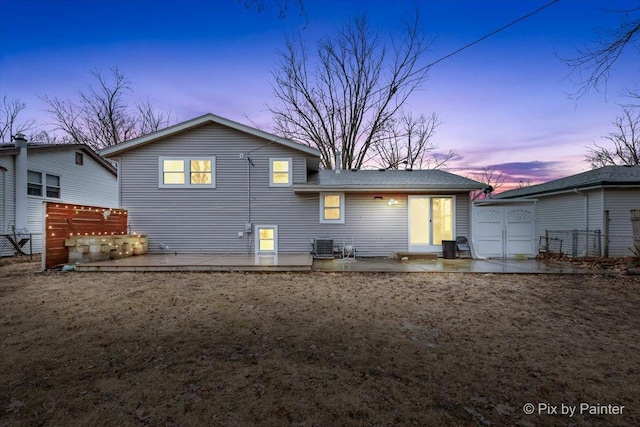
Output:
[
  {"xmin": 490, "ymin": 165, "xmax": 640, "ymax": 258},
  {"xmin": 101, "ymin": 113, "xmax": 484, "ymax": 257},
  {"xmin": 0, "ymin": 137, "xmax": 118, "ymax": 255}
]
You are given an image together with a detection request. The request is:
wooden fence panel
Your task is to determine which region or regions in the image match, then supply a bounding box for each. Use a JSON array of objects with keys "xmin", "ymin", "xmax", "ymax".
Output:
[{"xmin": 45, "ymin": 202, "xmax": 127, "ymax": 269}]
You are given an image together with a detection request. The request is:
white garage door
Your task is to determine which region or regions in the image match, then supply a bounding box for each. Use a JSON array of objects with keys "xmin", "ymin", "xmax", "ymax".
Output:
[{"xmin": 473, "ymin": 203, "xmax": 536, "ymax": 258}]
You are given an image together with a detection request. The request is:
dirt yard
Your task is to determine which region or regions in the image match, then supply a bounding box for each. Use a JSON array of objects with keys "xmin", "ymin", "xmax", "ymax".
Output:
[{"xmin": 1, "ymin": 260, "xmax": 639, "ymax": 426}]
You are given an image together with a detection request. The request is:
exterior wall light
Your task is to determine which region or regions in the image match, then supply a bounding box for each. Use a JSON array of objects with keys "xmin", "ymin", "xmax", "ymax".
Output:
[{"xmin": 388, "ymin": 198, "xmax": 398, "ymax": 205}]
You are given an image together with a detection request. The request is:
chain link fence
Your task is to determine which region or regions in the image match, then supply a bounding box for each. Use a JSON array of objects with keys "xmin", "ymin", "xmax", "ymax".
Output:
[
  {"xmin": 539, "ymin": 229, "xmax": 637, "ymax": 258},
  {"xmin": 0, "ymin": 233, "xmax": 35, "ymax": 260}
]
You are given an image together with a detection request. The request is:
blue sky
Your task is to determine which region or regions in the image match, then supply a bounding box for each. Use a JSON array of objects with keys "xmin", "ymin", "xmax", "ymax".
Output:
[{"xmin": 1, "ymin": 0, "xmax": 637, "ymax": 187}]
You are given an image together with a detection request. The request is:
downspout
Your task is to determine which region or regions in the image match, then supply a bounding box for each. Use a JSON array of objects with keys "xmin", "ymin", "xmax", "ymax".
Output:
[
  {"xmin": 244, "ymin": 153, "xmax": 254, "ymax": 255},
  {"xmin": 247, "ymin": 154, "xmax": 251, "ymax": 254},
  {"xmin": 1, "ymin": 166, "xmax": 7, "ymax": 233}
]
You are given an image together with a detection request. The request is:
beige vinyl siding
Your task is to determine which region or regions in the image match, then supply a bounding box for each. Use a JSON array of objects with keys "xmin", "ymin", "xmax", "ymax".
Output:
[{"xmin": 604, "ymin": 188, "xmax": 640, "ymax": 257}]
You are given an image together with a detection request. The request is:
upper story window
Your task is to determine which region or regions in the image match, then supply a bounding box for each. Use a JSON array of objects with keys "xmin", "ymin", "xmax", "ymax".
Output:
[
  {"xmin": 159, "ymin": 157, "xmax": 216, "ymax": 188},
  {"xmin": 320, "ymin": 192, "xmax": 345, "ymax": 224},
  {"xmin": 27, "ymin": 170, "xmax": 60, "ymax": 198},
  {"xmin": 46, "ymin": 174, "xmax": 60, "ymax": 198},
  {"xmin": 75, "ymin": 152, "xmax": 84, "ymax": 165},
  {"xmin": 269, "ymin": 158, "xmax": 292, "ymax": 187}
]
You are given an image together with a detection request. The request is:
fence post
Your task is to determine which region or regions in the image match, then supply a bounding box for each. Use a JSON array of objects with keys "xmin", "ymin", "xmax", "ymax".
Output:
[
  {"xmin": 604, "ymin": 211, "xmax": 610, "ymax": 258},
  {"xmin": 545, "ymin": 230, "xmax": 549, "ymax": 253},
  {"xmin": 632, "ymin": 210, "xmax": 640, "ymax": 257},
  {"xmin": 595, "ymin": 229, "xmax": 602, "ymax": 258},
  {"xmin": 572, "ymin": 229, "xmax": 578, "ymax": 258}
]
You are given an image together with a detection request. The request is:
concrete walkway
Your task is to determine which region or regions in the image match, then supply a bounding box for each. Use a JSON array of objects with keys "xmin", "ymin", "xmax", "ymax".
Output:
[{"xmin": 72, "ymin": 253, "xmax": 594, "ymax": 273}]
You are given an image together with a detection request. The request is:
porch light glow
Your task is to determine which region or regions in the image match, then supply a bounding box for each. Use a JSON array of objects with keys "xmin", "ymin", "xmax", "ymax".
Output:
[{"xmin": 388, "ymin": 198, "xmax": 398, "ymax": 205}]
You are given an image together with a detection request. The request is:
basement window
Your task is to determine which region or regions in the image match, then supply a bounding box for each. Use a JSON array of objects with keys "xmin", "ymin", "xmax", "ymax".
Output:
[{"xmin": 159, "ymin": 157, "xmax": 216, "ymax": 188}]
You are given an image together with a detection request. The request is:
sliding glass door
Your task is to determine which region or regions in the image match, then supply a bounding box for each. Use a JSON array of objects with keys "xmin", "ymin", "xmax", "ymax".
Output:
[{"xmin": 408, "ymin": 196, "xmax": 454, "ymax": 251}]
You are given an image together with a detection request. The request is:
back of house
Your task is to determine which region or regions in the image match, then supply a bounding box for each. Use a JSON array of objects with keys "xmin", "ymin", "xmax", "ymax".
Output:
[{"xmin": 101, "ymin": 113, "xmax": 484, "ymax": 258}]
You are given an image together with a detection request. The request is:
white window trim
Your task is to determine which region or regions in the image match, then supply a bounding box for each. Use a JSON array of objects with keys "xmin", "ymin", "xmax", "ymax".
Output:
[
  {"xmin": 158, "ymin": 156, "xmax": 216, "ymax": 188},
  {"xmin": 320, "ymin": 192, "xmax": 345, "ymax": 224},
  {"xmin": 27, "ymin": 170, "xmax": 61, "ymax": 199},
  {"xmin": 255, "ymin": 224, "xmax": 278, "ymax": 254},
  {"xmin": 269, "ymin": 158, "xmax": 292, "ymax": 187}
]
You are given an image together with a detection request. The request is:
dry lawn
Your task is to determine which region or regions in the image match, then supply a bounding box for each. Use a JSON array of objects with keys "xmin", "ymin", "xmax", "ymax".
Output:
[{"xmin": 1, "ymin": 260, "xmax": 639, "ymax": 426}]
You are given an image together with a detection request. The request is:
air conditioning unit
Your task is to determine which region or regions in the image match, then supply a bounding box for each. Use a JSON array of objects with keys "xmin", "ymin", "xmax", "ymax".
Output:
[{"xmin": 313, "ymin": 238, "xmax": 334, "ymax": 259}]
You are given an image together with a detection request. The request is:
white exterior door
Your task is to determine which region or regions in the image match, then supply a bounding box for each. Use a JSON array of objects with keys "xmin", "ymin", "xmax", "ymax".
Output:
[
  {"xmin": 408, "ymin": 196, "xmax": 454, "ymax": 252},
  {"xmin": 473, "ymin": 203, "xmax": 536, "ymax": 258}
]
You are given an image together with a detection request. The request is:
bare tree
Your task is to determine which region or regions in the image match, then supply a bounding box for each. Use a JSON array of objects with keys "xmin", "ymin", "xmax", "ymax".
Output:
[
  {"xmin": 241, "ymin": 0, "xmax": 306, "ymax": 19},
  {"xmin": 586, "ymin": 105, "xmax": 640, "ymax": 167},
  {"xmin": 516, "ymin": 178, "xmax": 532, "ymax": 188},
  {"xmin": 42, "ymin": 68, "xmax": 170, "ymax": 150},
  {"xmin": 470, "ymin": 167, "xmax": 505, "ymax": 200},
  {"xmin": 372, "ymin": 112, "xmax": 455, "ymax": 169},
  {"xmin": 29, "ymin": 129, "xmax": 60, "ymax": 145},
  {"xmin": 564, "ymin": 3, "xmax": 640, "ymax": 98},
  {"xmin": 0, "ymin": 97, "xmax": 36, "ymax": 142},
  {"xmin": 270, "ymin": 10, "xmax": 432, "ymax": 170}
]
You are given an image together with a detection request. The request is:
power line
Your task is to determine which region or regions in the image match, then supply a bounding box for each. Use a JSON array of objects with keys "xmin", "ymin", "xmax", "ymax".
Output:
[{"xmin": 424, "ymin": 0, "xmax": 562, "ymax": 71}]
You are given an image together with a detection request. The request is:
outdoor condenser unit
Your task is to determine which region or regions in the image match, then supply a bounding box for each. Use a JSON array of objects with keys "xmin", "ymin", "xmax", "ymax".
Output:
[{"xmin": 313, "ymin": 238, "xmax": 334, "ymax": 259}]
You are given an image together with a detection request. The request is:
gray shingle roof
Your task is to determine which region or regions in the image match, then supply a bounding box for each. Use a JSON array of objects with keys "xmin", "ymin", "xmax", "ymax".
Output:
[
  {"xmin": 294, "ymin": 169, "xmax": 484, "ymax": 191},
  {"xmin": 496, "ymin": 165, "xmax": 640, "ymax": 199}
]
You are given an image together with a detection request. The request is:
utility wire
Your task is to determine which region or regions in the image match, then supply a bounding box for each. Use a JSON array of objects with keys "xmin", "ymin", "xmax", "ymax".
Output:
[{"xmin": 423, "ymin": 0, "xmax": 562, "ymax": 71}]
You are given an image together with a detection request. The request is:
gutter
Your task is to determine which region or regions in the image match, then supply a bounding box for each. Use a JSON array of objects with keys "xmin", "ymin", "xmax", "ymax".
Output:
[{"xmin": 293, "ymin": 185, "xmax": 485, "ymax": 193}]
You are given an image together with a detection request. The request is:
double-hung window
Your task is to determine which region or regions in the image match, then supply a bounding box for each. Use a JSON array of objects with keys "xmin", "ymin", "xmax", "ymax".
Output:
[
  {"xmin": 27, "ymin": 170, "xmax": 61, "ymax": 198},
  {"xmin": 269, "ymin": 158, "xmax": 292, "ymax": 187},
  {"xmin": 159, "ymin": 157, "xmax": 216, "ymax": 188},
  {"xmin": 320, "ymin": 192, "xmax": 345, "ymax": 224}
]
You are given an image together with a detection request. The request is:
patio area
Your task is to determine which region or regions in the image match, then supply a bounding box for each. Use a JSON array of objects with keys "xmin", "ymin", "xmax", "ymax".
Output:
[{"xmin": 71, "ymin": 253, "xmax": 595, "ymax": 274}]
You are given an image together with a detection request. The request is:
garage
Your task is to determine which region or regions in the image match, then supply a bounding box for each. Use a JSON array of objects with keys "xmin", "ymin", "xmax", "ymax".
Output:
[{"xmin": 472, "ymin": 200, "xmax": 537, "ymax": 259}]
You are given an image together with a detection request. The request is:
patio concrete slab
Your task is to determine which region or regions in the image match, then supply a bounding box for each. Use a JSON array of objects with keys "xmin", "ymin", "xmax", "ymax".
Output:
[
  {"xmin": 312, "ymin": 257, "xmax": 595, "ymax": 274},
  {"xmin": 73, "ymin": 253, "xmax": 313, "ymax": 272},
  {"xmin": 71, "ymin": 253, "xmax": 596, "ymax": 273}
]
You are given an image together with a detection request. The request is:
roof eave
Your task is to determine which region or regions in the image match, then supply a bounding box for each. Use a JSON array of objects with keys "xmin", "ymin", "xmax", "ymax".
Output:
[
  {"xmin": 497, "ymin": 181, "xmax": 640, "ymax": 199},
  {"xmin": 293, "ymin": 184, "xmax": 483, "ymax": 193}
]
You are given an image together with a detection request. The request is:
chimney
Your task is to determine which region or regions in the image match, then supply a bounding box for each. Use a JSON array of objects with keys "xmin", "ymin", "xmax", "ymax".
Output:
[
  {"xmin": 14, "ymin": 133, "xmax": 28, "ymax": 230},
  {"xmin": 335, "ymin": 151, "xmax": 342, "ymax": 174}
]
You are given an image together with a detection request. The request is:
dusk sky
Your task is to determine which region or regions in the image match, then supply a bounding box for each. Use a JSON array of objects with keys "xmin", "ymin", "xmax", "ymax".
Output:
[{"xmin": 1, "ymin": 0, "xmax": 638, "ymax": 189}]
